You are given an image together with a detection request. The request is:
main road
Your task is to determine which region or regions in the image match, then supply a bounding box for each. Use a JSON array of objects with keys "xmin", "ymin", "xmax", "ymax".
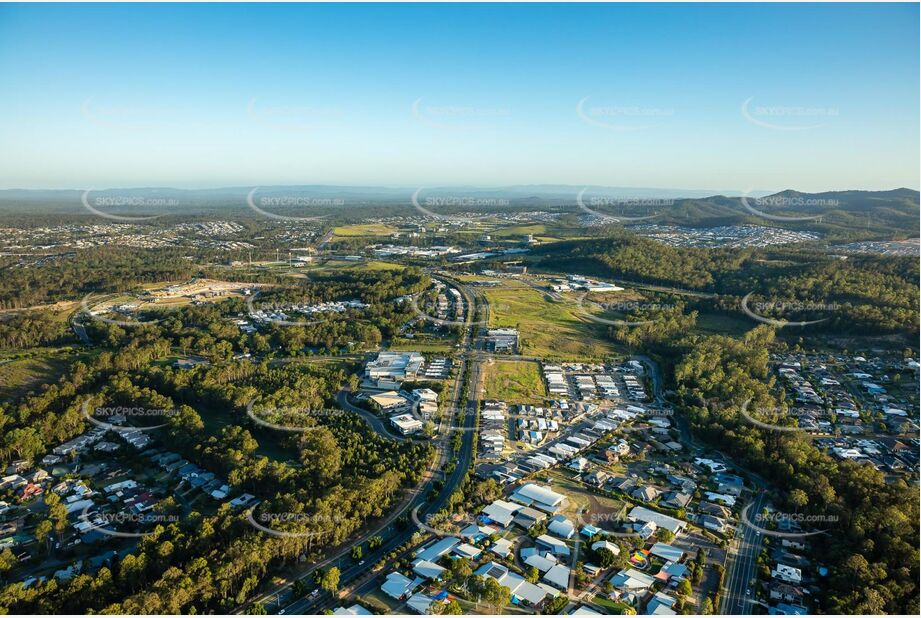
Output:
[
  {"xmin": 721, "ymin": 490, "xmax": 767, "ymax": 614},
  {"xmin": 241, "ymin": 276, "xmax": 484, "ymax": 615}
]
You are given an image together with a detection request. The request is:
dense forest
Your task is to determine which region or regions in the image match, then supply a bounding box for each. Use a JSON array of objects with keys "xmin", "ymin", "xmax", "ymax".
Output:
[
  {"xmin": 0, "ymin": 321, "xmax": 432, "ymax": 613},
  {"xmin": 531, "ymin": 234, "xmax": 919, "ymax": 336}
]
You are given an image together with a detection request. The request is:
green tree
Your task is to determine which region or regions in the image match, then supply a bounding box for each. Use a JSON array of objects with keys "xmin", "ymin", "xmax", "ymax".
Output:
[
  {"xmin": 318, "ymin": 567, "xmax": 340, "ymax": 594},
  {"xmin": 483, "ymin": 578, "xmax": 511, "ymax": 614}
]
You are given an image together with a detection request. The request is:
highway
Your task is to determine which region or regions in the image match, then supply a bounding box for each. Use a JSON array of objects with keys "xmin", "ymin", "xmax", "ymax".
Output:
[
  {"xmin": 721, "ymin": 490, "xmax": 767, "ymax": 614},
  {"xmin": 242, "ymin": 276, "xmax": 484, "ymax": 615}
]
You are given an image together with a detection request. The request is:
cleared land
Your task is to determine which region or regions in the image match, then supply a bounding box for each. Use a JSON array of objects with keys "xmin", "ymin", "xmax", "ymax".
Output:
[
  {"xmin": 332, "ymin": 223, "xmax": 399, "ymax": 237},
  {"xmin": 482, "ymin": 359, "xmax": 547, "ymax": 404},
  {"xmin": 483, "ymin": 282, "xmax": 623, "ymax": 359},
  {"xmin": 0, "ymin": 352, "xmax": 76, "ymax": 400}
]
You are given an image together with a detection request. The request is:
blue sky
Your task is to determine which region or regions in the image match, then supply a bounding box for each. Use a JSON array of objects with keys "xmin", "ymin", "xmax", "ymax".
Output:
[{"xmin": 0, "ymin": 2, "xmax": 917, "ymax": 192}]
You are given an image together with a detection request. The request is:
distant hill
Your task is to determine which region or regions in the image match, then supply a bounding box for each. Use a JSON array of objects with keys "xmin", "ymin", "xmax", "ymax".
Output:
[
  {"xmin": 0, "ymin": 185, "xmax": 915, "ymax": 240},
  {"xmin": 644, "ymin": 189, "xmax": 919, "ymax": 240}
]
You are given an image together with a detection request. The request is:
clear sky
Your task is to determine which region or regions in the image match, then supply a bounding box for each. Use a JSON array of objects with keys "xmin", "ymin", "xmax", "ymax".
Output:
[{"xmin": 0, "ymin": 2, "xmax": 918, "ymax": 192}]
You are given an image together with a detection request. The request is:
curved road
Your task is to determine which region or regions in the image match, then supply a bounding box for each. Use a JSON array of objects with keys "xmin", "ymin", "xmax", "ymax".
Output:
[{"xmin": 240, "ymin": 275, "xmax": 483, "ymax": 615}]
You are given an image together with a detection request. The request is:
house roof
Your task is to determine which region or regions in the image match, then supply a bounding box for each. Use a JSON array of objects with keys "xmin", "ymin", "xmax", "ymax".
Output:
[
  {"xmin": 412, "ymin": 559, "xmax": 447, "ymax": 580},
  {"xmin": 536, "ymin": 534, "xmax": 570, "ymax": 555},
  {"xmin": 610, "ymin": 568, "xmax": 655, "ymax": 591},
  {"xmin": 628, "ymin": 506, "xmax": 686, "ymax": 534},
  {"xmin": 406, "ymin": 592, "xmax": 434, "ymax": 615},
  {"xmin": 381, "ymin": 571, "xmax": 417, "ymax": 599},
  {"xmin": 415, "ymin": 536, "xmax": 459, "ymax": 562},
  {"xmin": 543, "ymin": 564, "xmax": 571, "ymax": 590},
  {"xmin": 511, "ymin": 483, "xmax": 565, "ymax": 509},
  {"xmin": 490, "ymin": 537, "xmax": 514, "ymax": 558},
  {"xmin": 649, "ymin": 542, "xmax": 685, "ymax": 563},
  {"xmin": 524, "ymin": 553, "xmax": 557, "ymax": 573},
  {"xmin": 548, "ymin": 516, "xmax": 575, "ymax": 539},
  {"xmin": 482, "ymin": 499, "xmax": 519, "ymax": 526},
  {"xmin": 453, "ymin": 542, "xmax": 482, "ymax": 559}
]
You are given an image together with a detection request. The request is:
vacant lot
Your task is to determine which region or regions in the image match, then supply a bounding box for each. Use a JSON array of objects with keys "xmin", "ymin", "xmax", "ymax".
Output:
[
  {"xmin": 483, "ymin": 283, "xmax": 623, "ymax": 359},
  {"xmin": 332, "ymin": 223, "xmax": 399, "ymax": 237},
  {"xmin": 0, "ymin": 353, "xmax": 75, "ymax": 400},
  {"xmin": 482, "ymin": 359, "xmax": 547, "ymax": 404}
]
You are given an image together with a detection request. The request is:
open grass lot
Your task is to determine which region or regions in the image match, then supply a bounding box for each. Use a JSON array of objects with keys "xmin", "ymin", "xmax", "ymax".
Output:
[
  {"xmin": 0, "ymin": 349, "xmax": 83, "ymax": 400},
  {"xmin": 332, "ymin": 223, "xmax": 399, "ymax": 237},
  {"xmin": 692, "ymin": 310, "xmax": 755, "ymax": 337},
  {"xmin": 592, "ymin": 595, "xmax": 633, "ymax": 614},
  {"xmin": 388, "ymin": 338, "xmax": 455, "ymax": 355},
  {"xmin": 482, "ymin": 282, "xmax": 623, "ymax": 359},
  {"xmin": 482, "ymin": 359, "xmax": 547, "ymax": 404},
  {"xmin": 305, "ymin": 258, "xmax": 405, "ymax": 273},
  {"xmin": 542, "ymin": 468, "xmax": 628, "ymax": 527}
]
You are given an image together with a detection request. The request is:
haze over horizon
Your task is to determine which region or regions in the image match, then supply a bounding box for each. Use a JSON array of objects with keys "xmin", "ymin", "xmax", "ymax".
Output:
[{"xmin": 0, "ymin": 2, "xmax": 918, "ymax": 192}]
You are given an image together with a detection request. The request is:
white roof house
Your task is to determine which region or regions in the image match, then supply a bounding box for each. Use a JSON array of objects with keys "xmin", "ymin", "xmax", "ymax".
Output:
[
  {"xmin": 536, "ymin": 534, "xmax": 571, "ymax": 557},
  {"xmin": 610, "ymin": 568, "xmax": 656, "ymax": 592},
  {"xmin": 525, "ymin": 553, "xmax": 558, "ymax": 573},
  {"xmin": 490, "ymin": 537, "xmax": 514, "ymax": 558},
  {"xmin": 412, "ymin": 559, "xmax": 447, "ymax": 581},
  {"xmin": 772, "ymin": 563, "xmax": 803, "ymax": 584},
  {"xmin": 543, "ymin": 564, "xmax": 571, "ymax": 590},
  {"xmin": 415, "ymin": 536, "xmax": 459, "ymax": 562},
  {"xmin": 406, "ymin": 592, "xmax": 435, "ymax": 615},
  {"xmin": 381, "ymin": 571, "xmax": 418, "ymax": 600},
  {"xmin": 510, "ymin": 483, "xmax": 565, "ymax": 512},
  {"xmin": 628, "ymin": 506, "xmax": 686, "ymax": 535},
  {"xmin": 474, "ymin": 561, "xmax": 549, "ymax": 607},
  {"xmin": 333, "ymin": 605, "xmax": 373, "ymax": 615},
  {"xmin": 547, "ymin": 515, "xmax": 576, "ymax": 539},
  {"xmin": 482, "ymin": 499, "xmax": 520, "ymax": 526},
  {"xmin": 591, "ymin": 540, "xmax": 620, "ymax": 555},
  {"xmin": 371, "ymin": 391, "xmax": 410, "ymax": 411}
]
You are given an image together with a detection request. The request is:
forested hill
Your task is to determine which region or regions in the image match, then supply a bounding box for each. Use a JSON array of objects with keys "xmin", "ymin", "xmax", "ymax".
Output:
[
  {"xmin": 528, "ymin": 233, "xmax": 919, "ymax": 336},
  {"xmin": 630, "ymin": 188, "xmax": 919, "ymax": 240}
]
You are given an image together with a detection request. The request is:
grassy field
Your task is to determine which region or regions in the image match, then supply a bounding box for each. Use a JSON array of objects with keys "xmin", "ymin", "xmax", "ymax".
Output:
[
  {"xmin": 482, "ymin": 359, "xmax": 547, "ymax": 404},
  {"xmin": 543, "ymin": 469, "xmax": 627, "ymax": 524},
  {"xmin": 483, "ymin": 283, "xmax": 623, "ymax": 359},
  {"xmin": 693, "ymin": 310, "xmax": 755, "ymax": 337},
  {"xmin": 388, "ymin": 338, "xmax": 456, "ymax": 355},
  {"xmin": 592, "ymin": 595, "xmax": 634, "ymax": 614},
  {"xmin": 332, "ymin": 223, "xmax": 399, "ymax": 237},
  {"xmin": 0, "ymin": 352, "xmax": 77, "ymax": 400}
]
